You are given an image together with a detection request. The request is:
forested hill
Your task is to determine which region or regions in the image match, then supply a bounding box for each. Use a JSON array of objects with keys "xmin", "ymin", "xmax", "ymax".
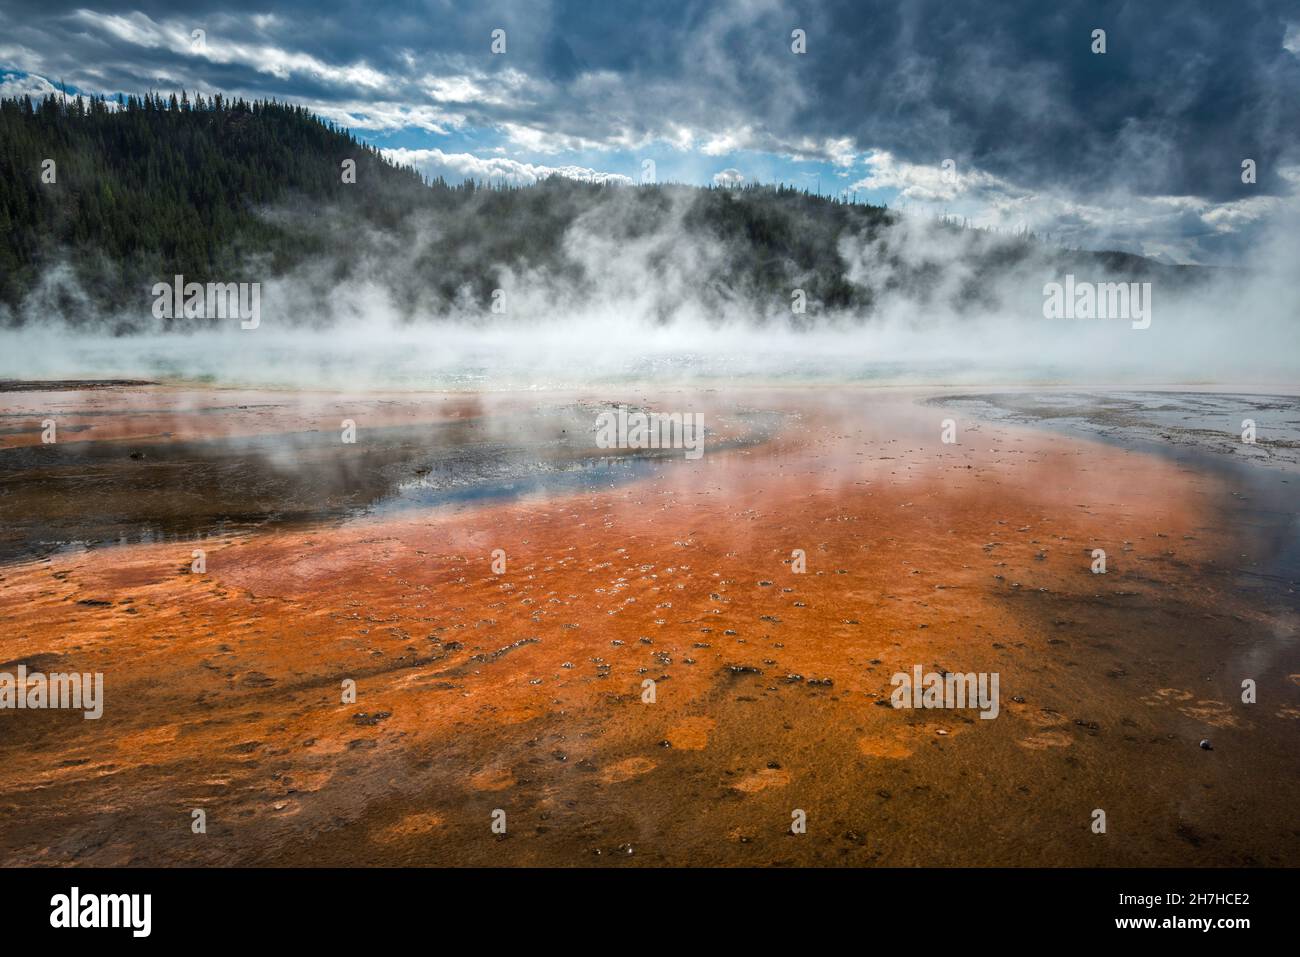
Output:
[
  {"xmin": 0, "ymin": 92, "xmax": 425, "ymax": 313},
  {"xmin": 0, "ymin": 92, "xmax": 1199, "ymax": 328}
]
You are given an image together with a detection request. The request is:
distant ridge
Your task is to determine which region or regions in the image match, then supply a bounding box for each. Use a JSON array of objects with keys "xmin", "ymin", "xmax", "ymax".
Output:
[{"xmin": 0, "ymin": 92, "xmax": 1212, "ymax": 329}]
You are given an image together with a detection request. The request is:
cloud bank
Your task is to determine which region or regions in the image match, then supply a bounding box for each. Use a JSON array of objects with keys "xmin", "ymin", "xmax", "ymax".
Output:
[{"xmin": 1, "ymin": 1, "xmax": 1297, "ymax": 263}]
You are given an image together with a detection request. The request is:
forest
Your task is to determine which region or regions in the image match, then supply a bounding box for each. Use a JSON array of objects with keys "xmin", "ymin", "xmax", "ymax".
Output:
[{"xmin": 0, "ymin": 92, "xmax": 1193, "ymax": 329}]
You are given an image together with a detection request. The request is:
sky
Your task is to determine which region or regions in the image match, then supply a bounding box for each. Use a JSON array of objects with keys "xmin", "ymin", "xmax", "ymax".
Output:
[{"xmin": 1, "ymin": 0, "xmax": 1298, "ymax": 265}]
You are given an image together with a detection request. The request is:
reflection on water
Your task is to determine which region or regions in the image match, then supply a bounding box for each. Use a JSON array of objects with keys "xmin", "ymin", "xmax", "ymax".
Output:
[
  {"xmin": 940, "ymin": 391, "xmax": 1300, "ymax": 587},
  {"xmin": 0, "ymin": 401, "xmax": 782, "ymax": 564},
  {"xmin": 376, "ymin": 454, "xmax": 663, "ymax": 513}
]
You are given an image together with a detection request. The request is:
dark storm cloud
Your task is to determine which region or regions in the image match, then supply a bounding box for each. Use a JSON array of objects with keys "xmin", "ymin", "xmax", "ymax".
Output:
[
  {"xmin": 805, "ymin": 0, "xmax": 1299, "ymax": 200},
  {"xmin": 1, "ymin": 0, "xmax": 1297, "ymax": 260}
]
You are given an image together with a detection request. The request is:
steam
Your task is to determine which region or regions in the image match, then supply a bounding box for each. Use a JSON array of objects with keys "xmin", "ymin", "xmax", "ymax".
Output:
[{"xmin": 2, "ymin": 184, "xmax": 1297, "ymax": 390}]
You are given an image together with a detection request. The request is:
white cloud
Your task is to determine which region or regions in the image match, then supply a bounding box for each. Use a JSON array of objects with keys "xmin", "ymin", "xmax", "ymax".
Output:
[
  {"xmin": 0, "ymin": 71, "xmax": 61, "ymax": 99},
  {"xmin": 72, "ymin": 10, "xmax": 391, "ymax": 90},
  {"xmin": 0, "ymin": 43, "xmax": 48, "ymax": 74},
  {"xmin": 422, "ymin": 68, "xmax": 533, "ymax": 107},
  {"xmin": 782, "ymin": 136, "xmax": 859, "ymax": 168},
  {"xmin": 847, "ymin": 149, "xmax": 1300, "ymax": 262},
  {"xmin": 851, "ymin": 149, "xmax": 1016, "ymax": 203},
  {"xmin": 701, "ymin": 127, "xmax": 756, "ymax": 156},
  {"xmin": 383, "ymin": 147, "xmax": 632, "ymax": 186},
  {"xmin": 499, "ymin": 122, "xmax": 621, "ymax": 155},
  {"xmin": 310, "ymin": 101, "xmax": 464, "ymax": 134}
]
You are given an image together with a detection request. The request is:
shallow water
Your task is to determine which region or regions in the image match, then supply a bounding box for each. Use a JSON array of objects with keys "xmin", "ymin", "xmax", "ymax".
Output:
[
  {"xmin": 937, "ymin": 391, "xmax": 1300, "ymax": 585},
  {"xmin": 0, "ymin": 397, "xmax": 782, "ymax": 564},
  {"xmin": 1, "ymin": 382, "xmax": 1297, "ymax": 867}
]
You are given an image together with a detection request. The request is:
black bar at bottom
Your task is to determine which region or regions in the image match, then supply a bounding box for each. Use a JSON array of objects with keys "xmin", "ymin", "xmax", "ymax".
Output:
[{"xmin": 0, "ymin": 866, "xmax": 1284, "ymax": 942}]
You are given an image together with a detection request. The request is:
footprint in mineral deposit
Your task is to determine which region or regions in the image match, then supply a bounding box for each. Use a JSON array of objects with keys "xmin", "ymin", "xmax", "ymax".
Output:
[
  {"xmin": 732, "ymin": 767, "xmax": 791, "ymax": 793},
  {"xmin": 601, "ymin": 757, "xmax": 658, "ymax": 784},
  {"xmin": 1180, "ymin": 700, "xmax": 1240, "ymax": 729},
  {"xmin": 1141, "ymin": 688, "xmax": 1194, "ymax": 707},
  {"xmin": 371, "ymin": 811, "xmax": 444, "ymax": 844}
]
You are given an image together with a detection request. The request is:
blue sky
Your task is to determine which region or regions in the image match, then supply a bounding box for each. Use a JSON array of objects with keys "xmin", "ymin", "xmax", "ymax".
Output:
[{"xmin": 2, "ymin": 0, "xmax": 1298, "ymax": 264}]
